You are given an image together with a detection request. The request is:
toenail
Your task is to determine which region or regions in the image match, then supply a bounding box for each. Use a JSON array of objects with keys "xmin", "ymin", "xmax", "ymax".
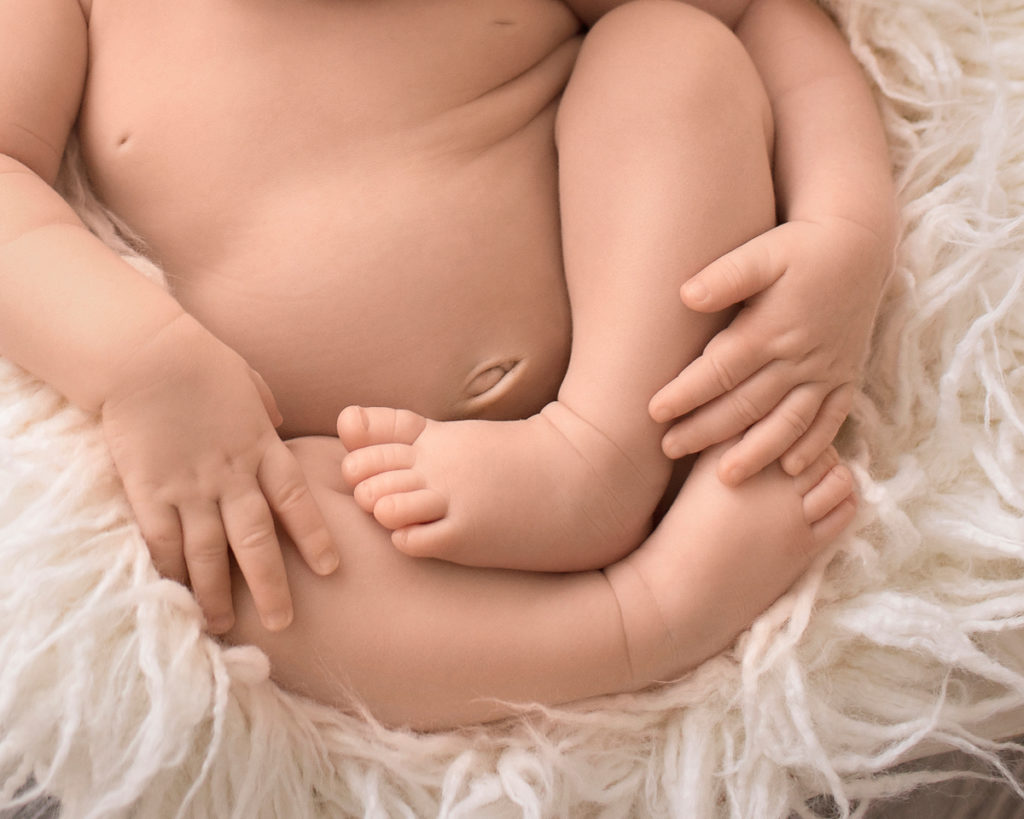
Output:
[{"xmin": 828, "ymin": 465, "xmax": 851, "ymax": 487}]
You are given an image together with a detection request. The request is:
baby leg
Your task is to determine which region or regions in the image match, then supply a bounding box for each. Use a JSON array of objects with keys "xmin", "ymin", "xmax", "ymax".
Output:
[
  {"xmin": 225, "ymin": 434, "xmax": 855, "ymax": 730},
  {"xmin": 338, "ymin": 3, "xmax": 776, "ymax": 571},
  {"xmin": 226, "ymin": 436, "xmax": 631, "ymax": 730},
  {"xmin": 606, "ymin": 442, "xmax": 856, "ymax": 686}
]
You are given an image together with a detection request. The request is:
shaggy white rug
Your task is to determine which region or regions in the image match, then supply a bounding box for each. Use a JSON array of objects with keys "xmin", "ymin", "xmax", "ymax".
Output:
[{"xmin": 3, "ymin": 0, "xmax": 1024, "ymax": 816}]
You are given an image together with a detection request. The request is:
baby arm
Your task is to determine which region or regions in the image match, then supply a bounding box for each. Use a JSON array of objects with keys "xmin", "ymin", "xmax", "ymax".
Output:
[
  {"xmin": 0, "ymin": 0, "xmax": 336, "ymax": 633},
  {"xmin": 648, "ymin": 0, "xmax": 898, "ymax": 483}
]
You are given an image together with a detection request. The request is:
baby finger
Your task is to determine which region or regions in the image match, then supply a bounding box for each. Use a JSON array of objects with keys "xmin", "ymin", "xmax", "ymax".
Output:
[
  {"xmin": 717, "ymin": 383, "xmax": 828, "ymax": 485},
  {"xmin": 259, "ymin": 440, "xmax": 338, "ymax": 576},
  {"xmin": 680, "ymin": 233, "xmax": 785, "ymax": 312},
  {"xmin": 133, "ymin": 499, "xmax": 187, "ymax": 584},
  {"xmin": 181, "ymin": 502, "xmax": 233, "ymax": 633},
  {"xmin": 650, "ymin": 328, "xmax": 765, "ymax": 422},
  {"xmin": 660, "ymin": 367, "xmax": 790, "ymax": 459},
  {"xmin": 221, "ymin": 479, "xmax": 293, "ymax": 632}
]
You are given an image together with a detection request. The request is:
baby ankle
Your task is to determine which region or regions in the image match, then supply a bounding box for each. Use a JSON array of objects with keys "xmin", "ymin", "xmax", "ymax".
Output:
[{"xmin": 602, "ymin": 562, "xmax": 681, "ymax": 687}]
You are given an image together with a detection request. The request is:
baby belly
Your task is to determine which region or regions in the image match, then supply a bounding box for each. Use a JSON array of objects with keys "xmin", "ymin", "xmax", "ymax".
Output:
[{"xmin": 170, "ymin": 115, "xmax": 571, "ymax": 437}]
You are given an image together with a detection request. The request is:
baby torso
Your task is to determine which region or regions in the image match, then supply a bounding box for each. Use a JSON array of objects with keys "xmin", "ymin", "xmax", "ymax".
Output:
[{"xmin": 78, "ymin": 0, "xmax": 581, "ymax": 435}]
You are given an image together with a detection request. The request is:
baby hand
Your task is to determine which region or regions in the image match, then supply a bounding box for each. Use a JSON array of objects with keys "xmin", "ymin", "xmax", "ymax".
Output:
[
  {"xmin": 649, "ymin": 217, "xmax": 890, "ymax": 484},
  {"xmin": 101, "ymin": 313, "xmax": 338, "ymax": 633}
]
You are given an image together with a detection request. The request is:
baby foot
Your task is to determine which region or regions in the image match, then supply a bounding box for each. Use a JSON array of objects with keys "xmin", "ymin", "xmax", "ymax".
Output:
[
  {"xmin": 337, "ymin": 403, "xmax": 670, "ymax": 571},
  {"xmin": 604, "ymin": 442, "xmax": 856, "ymax": 686}
]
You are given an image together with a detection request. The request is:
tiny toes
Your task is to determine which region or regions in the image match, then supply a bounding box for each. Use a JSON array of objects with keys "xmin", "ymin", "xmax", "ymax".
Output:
[
  {"xmin": 337, "ymin": 405, "xmax": 427, "ymax": 450},
  {"xmin": 791, "ymin": 446, "xmax": 840, "ymax": 495},
  {"xmin": 390, "ymin": 517, "xmax": 463, "ymax": 559},
  {"xmin": 341, "ymin": 443, "xmax": 417, "ymax": 486},
  {"xmin": 336, "ymin": 405, "xmax": 369, "ymax": 446},
  {"xmin": 373, "ymin": 488, "xmax": 448, "ymax": 531},
  {"xmin": 353, "ymin": 468, "xmax": 426, "ymax": 510},
  {"xmin": 811, "ymin": 496, "xmax": 857, "ymax": 543},
  {"xmin": 802, "ymin": 463, "xmax": 854, "ymax": 522}
]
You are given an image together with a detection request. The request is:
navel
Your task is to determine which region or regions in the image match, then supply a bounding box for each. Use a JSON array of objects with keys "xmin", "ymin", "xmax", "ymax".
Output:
[{"xmin": 464, "ymin": 360, "xmax": 520, "ymax": 399}]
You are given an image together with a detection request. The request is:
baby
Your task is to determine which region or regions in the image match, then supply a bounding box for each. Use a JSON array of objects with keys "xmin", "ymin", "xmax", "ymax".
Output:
[
  {"xmin": 0, "ymin": 0, "xmax": 892, "ymax": 727},
  {"xmin": 332, "ymin": 0, "xmax": 887, "ymax": 572}
]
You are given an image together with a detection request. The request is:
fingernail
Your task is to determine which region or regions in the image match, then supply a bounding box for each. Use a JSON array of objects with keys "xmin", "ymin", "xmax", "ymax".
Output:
[
  {"xmin": 683, "ymin": 280, "xmax": 708, "ymax": 303},
  {"xmin": 317, "ymin": 551, "xmax": 339, "ymax": 575},
  {"xmin": 724, "ymin": 465, "xmax": 746, "ymax": 485},
  {"xmin": 207, "ymin": 615, "xmax": 234, "ymax": 634},
  {"xmin": 264, "ymin": 610, "xmax": 293, "ymax": 632}
]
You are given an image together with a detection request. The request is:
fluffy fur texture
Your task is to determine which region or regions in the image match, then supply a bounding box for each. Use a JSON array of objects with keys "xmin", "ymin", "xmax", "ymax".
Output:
[{"xmin": 3, "ymin": 0, "xmax": 1024, "ymax": 815}]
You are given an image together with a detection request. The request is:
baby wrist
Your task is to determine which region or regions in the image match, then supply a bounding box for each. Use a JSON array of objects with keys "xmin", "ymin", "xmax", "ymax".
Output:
[{"xmin": 96, "ymin": 309, "xmax": 214, "ymax": 411}]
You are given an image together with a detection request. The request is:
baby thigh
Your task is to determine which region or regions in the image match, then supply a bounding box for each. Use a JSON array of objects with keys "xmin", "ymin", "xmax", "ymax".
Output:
[{"xmin": 224, "ymin": 436, "xmax": 632, "ymax": 731}]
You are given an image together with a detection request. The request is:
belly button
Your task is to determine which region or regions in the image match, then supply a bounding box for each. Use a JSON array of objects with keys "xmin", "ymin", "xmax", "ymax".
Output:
[{"xmin": 464, "ymin": 360, "xmax": 520, "ymax": 399}]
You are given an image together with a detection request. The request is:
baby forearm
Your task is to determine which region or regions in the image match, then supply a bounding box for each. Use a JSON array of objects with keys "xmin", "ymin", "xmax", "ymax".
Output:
[
  {"xmin": 737, "ymin": 0, "xmax": 897, "ymax": 258},
  {"xmin": 0, "ymin": 155, "xmax": 188, "ymax": 411}
]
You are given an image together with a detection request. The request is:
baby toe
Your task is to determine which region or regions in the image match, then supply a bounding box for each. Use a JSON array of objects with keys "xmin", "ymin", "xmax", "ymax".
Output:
[
  {"xmin": 341, "ymin": 443, "xmax": 417, "ymax": 487},
  {"xmin": 353, "ymin": 468, "xmax": 427, "ymax": 511},
  {"xmin": 801, "ymin": 461, "xmax": 855, "ymax": 524},
  {"xmin": 374, "ymin": 488, "xmax": 448, "ymax": 532},
  {"xmin": 337, "ymin": 405, "xmax": 427, "ymax": 449},
  {"xmin": 791, "ymin": 446, "xmax": 841, "ymax": 496},
  {"xmin": 810, "ymin": 496, "xmax": 857, "ymax": 544}
]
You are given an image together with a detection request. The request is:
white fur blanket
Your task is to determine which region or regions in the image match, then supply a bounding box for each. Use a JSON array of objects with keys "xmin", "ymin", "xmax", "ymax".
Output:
[{"xmin": 3, "ymin": 0, "xmax": 1024, "ymax": 816}]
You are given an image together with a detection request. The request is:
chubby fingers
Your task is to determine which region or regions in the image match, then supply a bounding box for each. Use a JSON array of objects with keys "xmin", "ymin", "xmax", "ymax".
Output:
[
  {"xmin": 134, "ymin": 499, "xmax": 187, "ymax": 585},
  {"xmin": 713, "ymin": 382, "xmax": 834, "ymax": 485},
  {"xmin": 659, "ymin": 365, "xmax": 792, "ymax": 461},
  {"xmin": 675, "ymin": 381, "xmax": 853, "ymax": 487},
  {"xmin": 220, "ymin": 476, "xmax": 293, "ymax": 632},
  {"xmin": 650, "ymin": 320, "xmax": 768, "ymax": 423},
  {"xmin": 680, "ymin": 233, "xmax": 786, "ymax": 313},
  {"xmin": 258, "ymin": 440, "xmax": 338, "ymax": 577},
  {"xmin": 180, "ymin": 502, "xmax": 234, "ymax": 634},
  {"xmin": 135, "ymin": 498, "xmax": 238, "ymax": 635}
]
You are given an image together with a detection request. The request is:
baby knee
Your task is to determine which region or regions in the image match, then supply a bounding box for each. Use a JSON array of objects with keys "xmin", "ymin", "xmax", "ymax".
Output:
[
  {"xmin": 579, "ymin": 1, "xmax": 771, "ymax": 129},
  {"xmin": 589, "ymin": 1, "xmax": 736, "ymax": 55}
]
